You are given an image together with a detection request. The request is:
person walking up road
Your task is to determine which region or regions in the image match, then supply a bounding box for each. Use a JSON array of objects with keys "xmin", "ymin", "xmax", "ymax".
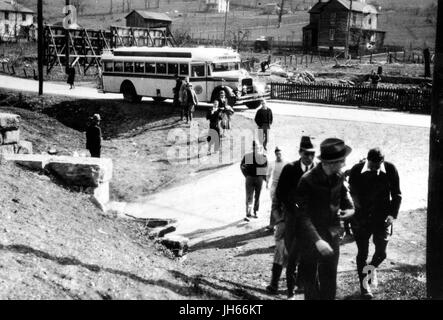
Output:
[
  {"xmin": 183, "ymin": 83, "xmax": 198, "ymax": 123},
  {"xmin": 348, "ymin": 148, "xmax": 402, "ymax": 300},
  {"xmin": 254, "ymin": 100, "xmax": 273, "ymax": 151},
  {"xmin": 274, "ymin": 136, "xmax": 316, "ymax": 298},
  {"xmin": 240, "ymin": 141, "xmax": 268, "ymax": 221},
  {"xmin": 295, "ymin": 138, "xmax": 354, "ymax": 300}
]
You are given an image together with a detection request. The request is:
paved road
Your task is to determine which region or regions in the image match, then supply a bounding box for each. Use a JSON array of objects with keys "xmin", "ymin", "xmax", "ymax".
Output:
[{"xmin": 0, "ymin": 74, "xmax": 430, "ymax": 128}]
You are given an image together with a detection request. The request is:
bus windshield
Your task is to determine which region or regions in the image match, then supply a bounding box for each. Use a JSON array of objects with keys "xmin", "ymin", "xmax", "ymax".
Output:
[{"xmin": 212, "ymin": 62, "xmax": 240, "ymax": 72}]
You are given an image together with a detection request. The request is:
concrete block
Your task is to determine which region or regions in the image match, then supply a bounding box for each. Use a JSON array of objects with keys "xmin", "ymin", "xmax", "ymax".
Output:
[
  {"xmin": 0, "ymin": 113, "xmax": 20, "ymax": 130},
  {"xmin": 1, "ymin": 129, "xmax": 20, "ymax": 145},
  {"xmin": 159, "ymin": 235, "xmax": 189, "ymax": 257},
  {"xmin": 16, "ymin": 141, "xmax": 33, "ymax": 154},
  {"xmin": 3, "ymin": 154, "xmax": 49, "ymax": 170},
  {"xmin": 0, "ymin": 144, "xmax": 16, "ymax": 156},
  {"xmin": 46, "ymin": 156, "xmax": 113, "ymax": 187}
]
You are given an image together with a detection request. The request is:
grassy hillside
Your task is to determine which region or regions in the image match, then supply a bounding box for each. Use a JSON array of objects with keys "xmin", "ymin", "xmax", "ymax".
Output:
[{"xmin": 17, "ymin": 0, "xmax": 437, "ymax": 48}]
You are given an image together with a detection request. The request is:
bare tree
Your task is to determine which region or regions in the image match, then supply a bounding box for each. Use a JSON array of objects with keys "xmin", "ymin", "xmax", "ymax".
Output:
[{"xmin": 71, "ymin": 0, "xmax": 87, "ymax": 15}]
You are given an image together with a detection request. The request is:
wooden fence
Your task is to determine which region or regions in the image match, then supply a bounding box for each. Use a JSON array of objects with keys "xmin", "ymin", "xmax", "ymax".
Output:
[{"xmin": 271, "ymin": 82, "xmax": 432, "ymax": 114}]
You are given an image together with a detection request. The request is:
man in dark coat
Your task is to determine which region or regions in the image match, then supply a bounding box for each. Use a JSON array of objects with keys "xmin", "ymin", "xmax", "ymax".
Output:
[
  {"xmin": 295, "ymin": 138, "xmax": 354, "ymax": 300},
  {"xmin": 254, "ymin": 100, "xmax": 273, "ymax": 150},
  {"xmin": 173, "ymin": 75, "xmax": 183, "ymax": 120},
  {"xmin": 267, "ymin": 136, "xmax": 316, "ymax": 298},
  {"xmin": 240, "ymin": 140, "xmax": 268, "ymax": 221},
  {"xmin": 206, "ymin": 104, "xmax": 222, "ymax": 155},
  {"xmin": 67, "ymin": 65, "xmax": 76, "ymax": 89},
  {"xmin": 348, "ymin": 148, "xmax": 401, "ymax": 299},
  {"xmin": 86, "ymin": 114, "xmax": 102, "ymax": 158}
]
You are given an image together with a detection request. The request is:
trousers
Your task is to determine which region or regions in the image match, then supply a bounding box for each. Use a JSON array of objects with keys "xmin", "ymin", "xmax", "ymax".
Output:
[{"xmin": 245, "ymin": 176, "xmax": 264, "ymax": 216}]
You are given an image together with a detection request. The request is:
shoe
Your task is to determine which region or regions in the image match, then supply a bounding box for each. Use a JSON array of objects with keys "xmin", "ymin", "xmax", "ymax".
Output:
[
  {"xmin": 266, "ymin": 285, "xmax": 278, "ymax": 295},
  {"xmin": 361, "ymin": 287, "xmax": 374, "ymax": 300},
  {"xmin": 252, "ymin": 212, "xmax": 258, "ymax": 219},
  {"xmin": 244, "ymin": 217, "xmax": 250, "ymax": 222}
]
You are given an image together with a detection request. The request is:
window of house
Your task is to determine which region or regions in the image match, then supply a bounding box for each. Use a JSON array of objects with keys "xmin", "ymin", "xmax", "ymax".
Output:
[
  {"xmin": 352, "ymin": 13, "xmax": 357, "ymax": 25},
  {"xmin": 156, "ymin": 63, "xmax": 166, "ymax": 74},
  {"xmin": 329, "ymin": 29, "xmax": 335, "ymax": 41},
  {"xmin": 104, "ymin": 61, "xmax": 113, "ymax": 72},
  {"xmin": 368, "ymin": 18, "xmax": 372, "ymax": 25},
  {"xmin": 167, "ymin": 63, "xmax": 178, "ymax": 75},
  {"xmin": 114, "ymin": 61, "xmax": 123, "ymax": 72},
  {"xmin": 5, "ymin": 24, "xmax": 9, "ymax": 34},
  {"xmin": 124, "ymin": 62, "xmax": 134, "ymax": 73},
  {"xmin": 5, "ymin": 12, "xmax": 9, "ymax": 20},
  {"xmin": 134, "ymin": 62, "xmax": 144, "ymax": 73},
  {"xmin": 145, "ymin": 62, "xmax": 155, "ymax": 73},
  {"xmin": 179, "ymin": 64, "xmax": 189, "ymax": 76},
  {"xmin": 191, "ymin": 64, "xmax": 205, "ymax": 77},
  {"xmin": 22, "ymin": 14, "xmax": 26, "ymax": 21},
  {"xmin": 330, "ymin": 12, "xmax": 336, "ymax": 25}
]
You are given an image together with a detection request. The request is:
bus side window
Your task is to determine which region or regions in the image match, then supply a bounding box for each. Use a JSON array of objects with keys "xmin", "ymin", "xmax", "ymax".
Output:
[
  {"xmin": 134, "ymin": 62, "xmax": 144, "ymax": 73},
  {"xmin": 104, "ymin": 61, "xmax": 113, "ymax": 72},
  {"xmin": 191, "ymin": 64, "xmax": 205, "ymax": 78},
  {"xmin": 207, "ymin": 64, "xmax": 212, "ymax": 76},
  {"xmin": 157, "ymin": 63, "xmax": 166, "ymax": 74},
  {"xmin": 114, "ymin": 61, "xmax": 123, "ymax": 72},
  {"xmin": 179, "ymin": 64, "xmax": 189, "ymax": 76},
  {"xmin": 168, "ymin": 63, "xmax": 178, "ymax": 75},
  {"xmin": 145, "ymin": 62, "xmax": 155, "ymax": 74},
  {"xmin": 124, "ymin": 62, "xmax": 134, "ymax": 73}
]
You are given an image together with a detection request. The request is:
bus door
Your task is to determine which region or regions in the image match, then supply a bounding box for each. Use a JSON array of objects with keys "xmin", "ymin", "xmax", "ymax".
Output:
[{"xmin": 190, "ymin": 63, "xmax": 207, "ymax": 103}]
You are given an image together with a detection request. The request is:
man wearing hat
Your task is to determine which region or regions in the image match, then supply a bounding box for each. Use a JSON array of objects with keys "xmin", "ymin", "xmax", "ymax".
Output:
[
  {"xmin": 173, "ymin": 75, "xmax": 183, "ymax": 120},
  {"xmin": 272, "ymin": 136, "xmax": 316, "ymax": 298},
  {"xmin": 348, "ymin": 148, "xmax": 401, "ymax": 299},
  {"xmin": 86, "ymin": 114, "xmax": 102, "ymax": 158},
  {"xmin": 183, "ymin": 82, "xmax": 198, "ymax": 123},
  {"xmin": 295, "ymin": 138, "xmax": 354, "ymax": 300},
  {"xmin": 240, "ymin": 140, "xmax": 268, "ymax": 221}
]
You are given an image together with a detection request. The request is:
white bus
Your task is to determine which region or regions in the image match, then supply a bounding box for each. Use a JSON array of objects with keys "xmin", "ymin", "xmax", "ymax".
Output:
[{"xmin": 101, "ymin": 46, "xmax": 270, "ymax": 109}]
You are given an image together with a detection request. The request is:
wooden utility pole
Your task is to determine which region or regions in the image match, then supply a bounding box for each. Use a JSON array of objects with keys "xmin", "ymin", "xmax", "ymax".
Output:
[
  {"xmin": 344, "ymin": 0, "xmax": 353, "ymax": 59},
  {"xmin": 65, "ymin": 0, "xmax": 70, "ymax": 70},
  {"xmin": 37, "ymin": 0, "xmax": 43, "ymax": 95},
  {"xmin": 223, "ymin": 0, "xmax": 229, "ymax": 44},
  {"xmin": 427, "ymin": 0, "xmax": 443, "ymax": 300}
]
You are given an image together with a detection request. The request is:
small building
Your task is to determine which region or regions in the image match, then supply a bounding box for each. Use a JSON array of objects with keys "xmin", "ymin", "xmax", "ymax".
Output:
[
  {"xmin": 0, "ymin": 0, "xmax": 34, "ymax": 41},
  {"xmin": 205, "ymin": 0, "xmax": 230, "ymax": 13},
  {"xmin": 125, "ymin": 10, "xmax": 172, "ymax": 29},
  {"xmin": 302, "ymin": 0, "xmax": 385, "ymax": 55}
]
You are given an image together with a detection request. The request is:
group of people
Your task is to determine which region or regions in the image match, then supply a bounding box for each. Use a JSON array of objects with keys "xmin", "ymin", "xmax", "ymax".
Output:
[{"xmin": 241, "ymin": 134, "xmax": 402, "ymax": 300}]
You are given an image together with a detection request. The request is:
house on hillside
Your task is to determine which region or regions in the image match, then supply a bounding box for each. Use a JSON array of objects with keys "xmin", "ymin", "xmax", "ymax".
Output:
[
  {"xmin": 0, "ymin": 0, "xmax": 34, "ymax": 41},
  {"xmin": 205, "ymin": 0, "xmax": 230, "ymax": 13},
  {"xmin": 125, "ymin": 10, "xmax": 172, "ymax": 29},
  {"xmin": 302, "ymin": 0, "xmax": 386, "ymax": 55}
]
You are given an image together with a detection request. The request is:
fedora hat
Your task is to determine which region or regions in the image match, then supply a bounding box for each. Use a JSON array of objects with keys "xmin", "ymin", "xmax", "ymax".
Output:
[
  {"xmin": 299, "ymin": 136, "xmax": 315, "ymax": 152},
  {"xmin": 318, "ymin": 138, "xmax": 352, "ymax": 162}
]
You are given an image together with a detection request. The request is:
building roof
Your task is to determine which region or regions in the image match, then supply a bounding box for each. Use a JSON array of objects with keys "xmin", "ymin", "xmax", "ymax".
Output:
[
  {"xmin": 125, "ymin": 10, "xmax": 172, "ymax": 22},
  {"xmin": 336, "ymin": 0, "xmax": 378, "ymax": 14},
  {"xmin": 0, "ymin": 0, "xmax": 34, "ymax": 13},
  {"xmin": 308, "ymin": 1, "xmax": 328, "ymax": 13},
  {"xmin": 309, "ymin": 0, "xmax": 378, "ymax": 14}
]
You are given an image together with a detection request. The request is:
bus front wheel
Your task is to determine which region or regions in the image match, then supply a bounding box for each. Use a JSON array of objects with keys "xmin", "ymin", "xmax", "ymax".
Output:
[
  {"xmin": 245, "ymin": 101, "xmax": 262, "ymax": 109},
  {"xmin": 122, "ymin": 82, "xmax": 142, "ymax": 103}
]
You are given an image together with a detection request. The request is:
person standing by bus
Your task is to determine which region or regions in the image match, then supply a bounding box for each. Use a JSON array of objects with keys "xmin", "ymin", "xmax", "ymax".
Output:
[
  {"xmin": 184, "ymin": 83, "xmax": 198, "ymax": 123},
  {"xmin": 179, "ymin": 77, "xmax": 189, "ymax": 121},
  {"xmin": 173, "ymin": 75, "xmax": 183, "ymax": 119}
]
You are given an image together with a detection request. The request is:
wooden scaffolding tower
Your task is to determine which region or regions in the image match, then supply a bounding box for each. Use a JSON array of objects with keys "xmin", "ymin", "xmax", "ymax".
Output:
[{"xmin": 44, "ymin": 24, "xmax": 176, "ymax": 75}]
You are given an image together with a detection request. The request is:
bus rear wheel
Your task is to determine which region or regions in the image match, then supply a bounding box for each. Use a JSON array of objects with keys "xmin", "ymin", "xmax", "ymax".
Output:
[
  {"xmin": 152, "ymin": 97, "xmax": 167, "ymax": 103},
  {"xmin": 122, "ymin": 82, "xmax": 142, "ymax": 103},
  {"xmin": 245, "ymin": 101, "xmax": 262, "ymax": 109}
]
